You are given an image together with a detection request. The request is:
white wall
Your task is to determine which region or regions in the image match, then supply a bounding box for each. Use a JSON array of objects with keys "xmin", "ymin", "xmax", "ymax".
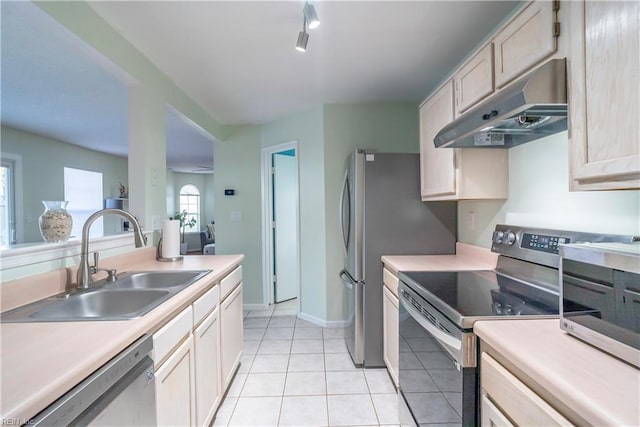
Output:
[{"xmin": 458, "ymin": 131, "xmax": 640, "ymax": 246}]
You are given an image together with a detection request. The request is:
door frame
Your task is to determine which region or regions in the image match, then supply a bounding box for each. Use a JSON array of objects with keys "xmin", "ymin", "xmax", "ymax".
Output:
[{"xmin": 260, "ymin": 141, "xmax": 301, "ymax": 310}]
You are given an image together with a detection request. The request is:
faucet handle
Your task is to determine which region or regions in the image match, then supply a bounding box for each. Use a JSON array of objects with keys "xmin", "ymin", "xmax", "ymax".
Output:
[{"xmin": 93, "ymin": 252, "xmax": 100, "ymax": 268}]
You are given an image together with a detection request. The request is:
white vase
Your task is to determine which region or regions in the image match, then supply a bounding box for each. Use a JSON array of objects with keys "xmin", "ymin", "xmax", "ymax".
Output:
[{"xmin": 39, "ymin": 201, "xmax": 73, "ymax": 243}]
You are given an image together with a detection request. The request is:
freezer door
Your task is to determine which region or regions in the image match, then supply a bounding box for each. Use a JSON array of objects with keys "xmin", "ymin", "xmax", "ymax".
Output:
[
  {"xmin": 341, "ymin": 150, "xmax": 365, "ymax": 281},
  {"xmin": 340, "ymin": 269, "xmax": 364, "ymax": 366}
]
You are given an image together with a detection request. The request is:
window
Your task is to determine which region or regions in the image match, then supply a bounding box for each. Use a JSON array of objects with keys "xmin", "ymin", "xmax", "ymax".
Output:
[
  {"xmin": 64, "ymin": 167, "xmax": 103, "ymax": 239},
  {"xmin": 179, "ymin": 184, "xmax": 200, "ymax": 231},
  {"xmin": 0, "ymin": 159, "xmax": 15, "ymax": 246}
]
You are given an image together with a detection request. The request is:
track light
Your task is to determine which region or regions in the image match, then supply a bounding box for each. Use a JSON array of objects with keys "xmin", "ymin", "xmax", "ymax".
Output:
[
  {"xmin": 295, "ymin": 17, "xmax": 309, "ymax": 52},
  {"xmin": 303, "ymin": 2, "xmax": 320, "ymax": 30}
]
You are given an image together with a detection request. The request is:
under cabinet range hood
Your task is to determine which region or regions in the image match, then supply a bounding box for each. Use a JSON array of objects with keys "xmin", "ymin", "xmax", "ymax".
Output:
[{"xmin": 434, "ymin": 59, "xmax": 567, "ymax": 149}]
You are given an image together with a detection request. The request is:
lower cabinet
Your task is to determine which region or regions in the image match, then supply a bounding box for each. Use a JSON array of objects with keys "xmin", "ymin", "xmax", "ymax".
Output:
[
  {"xmin": 194, "ymin": 306, "xmax": 221, "ymax": 427},
  {"xmin": 480, "ymin": 352, "xmax": 573, "ymax": 426},
  {"xmin": 153, "ymin": 265, "xmax": 243, "ymax": 426},
  {"xmin": 382, "ymin": 285, "xmax": 399, "ymax": 387},
  {"xmin": 155, "ymin": 334, "xmax": 197, "ymax": 426},
  {"xmin": 221, "ymin": 283, "xmax": 243, "ymax": 389}
]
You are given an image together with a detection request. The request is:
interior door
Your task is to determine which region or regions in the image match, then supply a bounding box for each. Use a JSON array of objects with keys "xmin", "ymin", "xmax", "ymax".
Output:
[{"xmin": 273, "ymin": 151, "xmax": 298, "ymax": 303}]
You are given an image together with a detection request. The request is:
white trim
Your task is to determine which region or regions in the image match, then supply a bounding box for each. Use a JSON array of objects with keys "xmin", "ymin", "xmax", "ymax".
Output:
[
  {"xmin": 298, "ymin": 311, "xmax": 350, "ymax": 328},
  {"xmin": 1, "ymin": 153, "xmax": 23, "ymax": 244},
  {"xmin": 260, "ymin": 141, "xmax": 301, "ymax": 314},
  {"xmin": 243, "ymin": 303, "xmax": 269, "ymax": 311},
  {"xmin": 0, "ymin": 231, "xmax": 153, "ymax": 270}
]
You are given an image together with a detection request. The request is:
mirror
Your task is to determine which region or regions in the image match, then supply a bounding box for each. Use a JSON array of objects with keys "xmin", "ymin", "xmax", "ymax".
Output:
[{"xmin": 1, "ymin": 2, "xmax": 131, "ymax": 246}]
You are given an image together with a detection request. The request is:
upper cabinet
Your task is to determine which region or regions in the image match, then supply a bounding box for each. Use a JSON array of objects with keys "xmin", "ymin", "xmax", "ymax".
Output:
[
  {"xmin": 420, "ymin": 82, "xmax": 508, "ymax": 201},
  {"xmin": 454, "ymin": 44, "xmax": 495, "ymax": 116},
  {"xmin": 493, "ymin": 1, "xmax": 559, "ymax": 88},
  {"xmin": 568, "ymin": 0, "xmax": 640, "ymax": 190},
  {"xmin": 419, "ymin": 0, "xmax": 561, "ymax": 200}
]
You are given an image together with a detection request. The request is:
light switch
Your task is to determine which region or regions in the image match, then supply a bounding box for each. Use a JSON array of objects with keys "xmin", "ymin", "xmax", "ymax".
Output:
[
  {"xmin": 230, "ymin": 211, "xmax": 242, "ymax": 222},
  {"xmin": 467, "ymin": 212, "xmax": 476, "ymax": 231},
  {"xmin": 151, "ymin": 215, "xmax": 161, "ymax": 230}
]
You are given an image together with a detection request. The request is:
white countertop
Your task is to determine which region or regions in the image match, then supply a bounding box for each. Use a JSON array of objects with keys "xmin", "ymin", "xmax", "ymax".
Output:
[
  {"xmin": 382, "ymin": 242, "xmax": 498, "ymax": 274},
  {"xmin": 475, "ymin": 319, "xmax": 640, "ymax": 426},
  {"xmin": 0, "ymin": 250, "xmax": 243, "ymax": 422}
]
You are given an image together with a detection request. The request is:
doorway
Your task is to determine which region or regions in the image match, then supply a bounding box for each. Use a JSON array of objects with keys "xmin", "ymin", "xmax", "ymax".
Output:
[{"xmin": 261, "ymin": 141, "xmax": 300, "ymax": 310}]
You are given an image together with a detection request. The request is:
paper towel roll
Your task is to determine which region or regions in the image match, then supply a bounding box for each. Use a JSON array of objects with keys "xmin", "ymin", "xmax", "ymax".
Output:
[{"xmin": 161, "ymin": 220, "xmax": 181, "ymax": 258}]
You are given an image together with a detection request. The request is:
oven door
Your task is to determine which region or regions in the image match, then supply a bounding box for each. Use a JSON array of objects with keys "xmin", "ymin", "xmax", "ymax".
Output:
[{"xmin": 398, "ymin": 282, "xmax": 477, "ymax": 427}]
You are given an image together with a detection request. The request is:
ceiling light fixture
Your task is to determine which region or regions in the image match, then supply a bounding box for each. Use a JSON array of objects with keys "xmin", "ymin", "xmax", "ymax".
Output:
[
  {"xmin": 295, "ymin": 17, "xmax": 309, "ymax": 52},
  {"xmin": 303, "ymin": 2, "xmax": 320, "ymax": 30}
]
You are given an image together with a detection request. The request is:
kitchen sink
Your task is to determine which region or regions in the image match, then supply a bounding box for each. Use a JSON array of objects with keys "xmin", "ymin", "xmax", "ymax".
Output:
[
  {"xmin": 0, "ymin": 269, "xmax": 211, "ymax": 323},
  {"xmin": 30, "ymin": 289, "xmax": 171, "ymax": 321},
  {"xmin": 108, "ymin": 270, "xmax": 210, "ymax": 291}
]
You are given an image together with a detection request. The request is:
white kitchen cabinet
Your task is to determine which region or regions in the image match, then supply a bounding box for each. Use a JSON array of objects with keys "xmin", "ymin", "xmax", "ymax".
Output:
[
  {"xmin": 382, "ymin": 283, "xmax": 399, "ymax": 388},
  {"xmin": 493, "ymin": 0, "xmax": 558, "ymax": 88},
  {"xmin": 155, "ymin": 334, "xmax": 197, "ymax": 426},
  {"xmin": 480, "ymin": 352, "xmax": 573, "ymax": 426},
  {"xmin": 454, "ymin": 43, "xmax": 494, "ymax": 116},
  {"xmin": 221, "ymin": 282, "xmax": 243, "ymax": 389},
  {"xmin": 194, "ymin": 306, "xmax": 221, "ymax": 427},
  {"xmin": 420, "ymin": 81, "xmax": 508, "ymax": 201},
  {"xmin": 568, "ymin": 0, "xmax": 640, "ymax": 190}
]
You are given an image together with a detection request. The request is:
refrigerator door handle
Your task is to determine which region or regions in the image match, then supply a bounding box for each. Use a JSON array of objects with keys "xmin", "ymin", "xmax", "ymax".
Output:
[
  {"xmin": 339, "ymin": 269, "xmax": 354, "ymax": 290},
  {"xmin": 339, "ymin": 170, "xmax": 350, "ymax": 255}
]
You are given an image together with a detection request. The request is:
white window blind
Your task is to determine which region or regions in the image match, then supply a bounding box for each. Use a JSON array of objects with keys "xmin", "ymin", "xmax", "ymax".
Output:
[{"xmin": 64, "ymin": 167, "xmax": 103, "ymax": 239}]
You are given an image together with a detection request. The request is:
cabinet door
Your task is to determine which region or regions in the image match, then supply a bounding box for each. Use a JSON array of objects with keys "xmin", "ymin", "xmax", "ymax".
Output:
[
  {"xmin": 481, "ymin": 352, "xmax": 573, "ymax": 426},
  {"xmin": 382, "ymin": 285, "xmax": 399, "ymax": 387},
  {"xmin": 454, "ymin": 43, "xmax": 494, "ymax": 115},
  {"xmin": 569, "ymin": 0, "xmax": 640, "ymax": 190},
  {"xmin": 494, "ymin": 0, "xmax": 558, "ymax": 88},
  {"xmin": 221, "ymin": 283, "xmax": 243, "ymax": 389},
  {"xmin": 194, "ymin": 307, "xmax": 221, "ymax": 427},
  {"xmin": 481, "ymin": 392, "xmax": 514, "ymax": 427},
  {"xmin": 155, "ymin": 335, "xmax": 196, "ymax": 426},
  {"xmin": 420, "ymin": 81, "xmax": 456, "ymax": 199}
]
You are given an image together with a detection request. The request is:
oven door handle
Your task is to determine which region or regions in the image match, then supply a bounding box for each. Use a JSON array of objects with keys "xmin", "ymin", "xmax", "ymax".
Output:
[{"xmin": 399, "ymin": 293, "xmax": 462, "ymax": 352}]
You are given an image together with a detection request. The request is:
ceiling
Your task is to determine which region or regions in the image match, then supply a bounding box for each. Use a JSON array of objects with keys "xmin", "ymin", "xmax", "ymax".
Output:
[{"xmin": 2, "ymin": 1, "xmax": 520, "ymax": 172}]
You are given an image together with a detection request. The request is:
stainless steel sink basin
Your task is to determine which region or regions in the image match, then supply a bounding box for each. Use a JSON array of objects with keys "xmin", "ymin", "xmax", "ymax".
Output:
[
  {"xmin": 30, "ymin": 289, "xmax": 171, "ymax": 321},
  {"xmin": 0, "ymin": 269, "xmax": 211, "ymax": 323},
  {"xmin": 108, "ymin": 270, "xmax": 210, "ymax": 291}
]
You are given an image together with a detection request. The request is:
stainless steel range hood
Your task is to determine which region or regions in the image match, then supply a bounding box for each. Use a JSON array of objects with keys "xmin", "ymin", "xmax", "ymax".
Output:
[{"xmin": 434, "ymin": 59, "xmax": 567, "ymax": 149}]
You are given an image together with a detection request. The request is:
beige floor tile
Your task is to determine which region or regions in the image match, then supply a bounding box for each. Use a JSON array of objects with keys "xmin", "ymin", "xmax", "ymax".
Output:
[
  {"xmin": 228, "ymin": 396, "xmax": 282, "ymax": 426},
  {"xmin": 237, "ymin": 355, "xmax": 254, "ymax": 374},
  {"xmin": 257, "ymin": 339, "xmax": 292, "ymax": 355},
  {"xmin": 243, "ymin": 328, "xmax": 265, "ymax": 341},
  {"xmin": 226, "ymin": 373, "xmax": 247, "ymax": 397},
  {"xmin": 371, "ymin": 393, "xmax": 400, "ymax": 425},
  {"xmin": 250, "ymin": 354, "xmax": 289, "ymax": 373},
  {"xmin": 364, "ymin": 369, "xmax": 396, "ymax": 394},
  {"xmin": 212, "ymin": 396, "xmax": 237, "ymax": 426},
  {"xmin": 288, "ymin": 353, "xmax": 325, "ymax": 372},
  {"xmin": 272, "ymin": 309, "xmax": 297, "ymax": 317},
  {"xmin": 263, "ymin": 327, "xmax": 294, "ymax": 340},
  {"xmin": 240, "ymin": 372, "xmax": 286, "ymax": 397},
  {"xmin": 324, "ymin": 353, "xmax": 359, "ymax": 371},
  {"xmin": 279, "ymin": 395, "xmax": 328, "ymax": 426},
  {"xmin": 322, "ymin": 328, "xmax": 347, "ymax": 339},
  {"xmin": 326, "ymin": 370, "xmax": 369, "ymax": 395},
  {"xmin": 291, "ymin": 339, "xmax": 324, "ymax": 354},
  {"xmin": 243, "ymin": 317, "xmax": 270, "ymax": 329},
  {"xmin": 268, "ymin": 316, "xmax": 296, "ymax": 328},
  {"xmin": 294, "ymin": 327, "xmax": 323, "ymax": 340},
  {"xmin": 243, "ymin": 340, "xmax": 260, "ymax": 356},
  {"xmin": 284, "ymin": 371, "xmax": 327, "ymax": 396},
  {"xmin": 327, "ymin": 394, "xmax": 378, "ymax": 426},
  {"xmin": 323, "ymin": 339, "xmax": 348, "ymax": 354}
]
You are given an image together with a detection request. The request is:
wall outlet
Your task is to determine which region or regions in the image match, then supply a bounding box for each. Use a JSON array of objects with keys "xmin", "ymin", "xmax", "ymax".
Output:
[
  {"xmin": 151, "ymin": 215, "xmax": 161, "ymax": 230},
  {"xmin": 467, "ymin": 212, "xmax": 476, "ymax": 231}
]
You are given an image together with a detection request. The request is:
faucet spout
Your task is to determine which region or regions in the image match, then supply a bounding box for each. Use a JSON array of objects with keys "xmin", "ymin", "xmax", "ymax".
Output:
[{"xmin": 77, "ymin": 208, "xmax": 147, "ymax": 289}]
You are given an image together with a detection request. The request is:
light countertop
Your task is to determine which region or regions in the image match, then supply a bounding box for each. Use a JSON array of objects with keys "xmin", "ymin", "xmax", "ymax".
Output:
[
  {"xmin": 382, "ymin": 242, "xmax": 498, "ymax": 274},
  {"xmin": 0, "ymin": 250, "xmax": 243, "ymax": 422},
  {"xmin": 475, "ymin": 319, "xmax": 640, "ymax": 426}
]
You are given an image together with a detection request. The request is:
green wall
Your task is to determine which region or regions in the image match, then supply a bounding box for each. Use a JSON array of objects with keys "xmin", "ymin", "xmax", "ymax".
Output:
[
  {"xmin": 322, "ymin": 103, "xmax": 421, "ymax": 321},
  {"xmin": 458, "ymin": 132, "xmax": 640, "ymax": 247},
  {"xmin": 261, "ymin": 106, "xmax": 326, "ymax": 320},
  {"xmin": 213, "ymin": 125, "xmax": 262, "ymax": 306},
  {"xmin": 1, "ymin": 125, "xmax": 128, "ymax": 243}
]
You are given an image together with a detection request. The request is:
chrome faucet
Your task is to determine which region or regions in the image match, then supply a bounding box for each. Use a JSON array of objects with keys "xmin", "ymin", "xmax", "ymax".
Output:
[{"xmin": 77, "ymin": 208, "xmax": 147, "ymax": 289}]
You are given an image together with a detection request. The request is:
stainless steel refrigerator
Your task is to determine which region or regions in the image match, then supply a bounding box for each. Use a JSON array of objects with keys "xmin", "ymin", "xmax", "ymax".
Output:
[{"xmin": 339, "ymin": 149, "xmax": 457, "ymax": 367}]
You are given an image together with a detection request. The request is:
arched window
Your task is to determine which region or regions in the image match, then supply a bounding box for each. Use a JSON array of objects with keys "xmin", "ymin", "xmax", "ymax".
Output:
[{"xmin": 179, "ymin": 184, "xmax": 200, "ymax": 231}]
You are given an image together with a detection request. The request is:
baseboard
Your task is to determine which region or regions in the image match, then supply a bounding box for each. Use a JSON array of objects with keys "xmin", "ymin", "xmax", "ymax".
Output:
[
  {"xmin": 298, "ymin": 311, "xmax": 350, "ymax": 328},
  {"xmin": 243, "ymin": 303, "xmax": 268, "ymax": 311}
]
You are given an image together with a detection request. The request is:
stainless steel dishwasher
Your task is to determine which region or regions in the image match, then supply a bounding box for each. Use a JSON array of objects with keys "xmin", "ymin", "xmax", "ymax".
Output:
[{"xmin": 29, "ymin": 335, "xmax": 156, "ymax": 426}]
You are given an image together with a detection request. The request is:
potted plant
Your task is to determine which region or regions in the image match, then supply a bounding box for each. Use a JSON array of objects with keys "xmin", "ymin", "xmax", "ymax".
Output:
[{"xmin": 173, "ymin": 210, "xmax": 196, "ymax": 254}]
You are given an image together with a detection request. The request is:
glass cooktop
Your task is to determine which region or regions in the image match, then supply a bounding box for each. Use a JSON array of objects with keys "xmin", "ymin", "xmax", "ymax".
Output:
[{"xmin": 398, "ymin": 270, "xmax": 560, "ymax": 329}]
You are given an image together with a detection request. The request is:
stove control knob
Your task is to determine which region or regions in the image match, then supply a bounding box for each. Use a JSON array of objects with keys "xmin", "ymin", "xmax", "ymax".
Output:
[
  {"xmin": 504, "ymin": 231, "xmax": 517, "ymax": 246},
  {"xmin": 492, "ymin": 231, "xmax": 504, "ymax": 244}
]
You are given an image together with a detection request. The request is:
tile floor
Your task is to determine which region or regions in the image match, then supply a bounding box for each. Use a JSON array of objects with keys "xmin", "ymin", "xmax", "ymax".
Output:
[{"xmin": 213, "ymin": 299, "xmax": 400, "ymax": 426}]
